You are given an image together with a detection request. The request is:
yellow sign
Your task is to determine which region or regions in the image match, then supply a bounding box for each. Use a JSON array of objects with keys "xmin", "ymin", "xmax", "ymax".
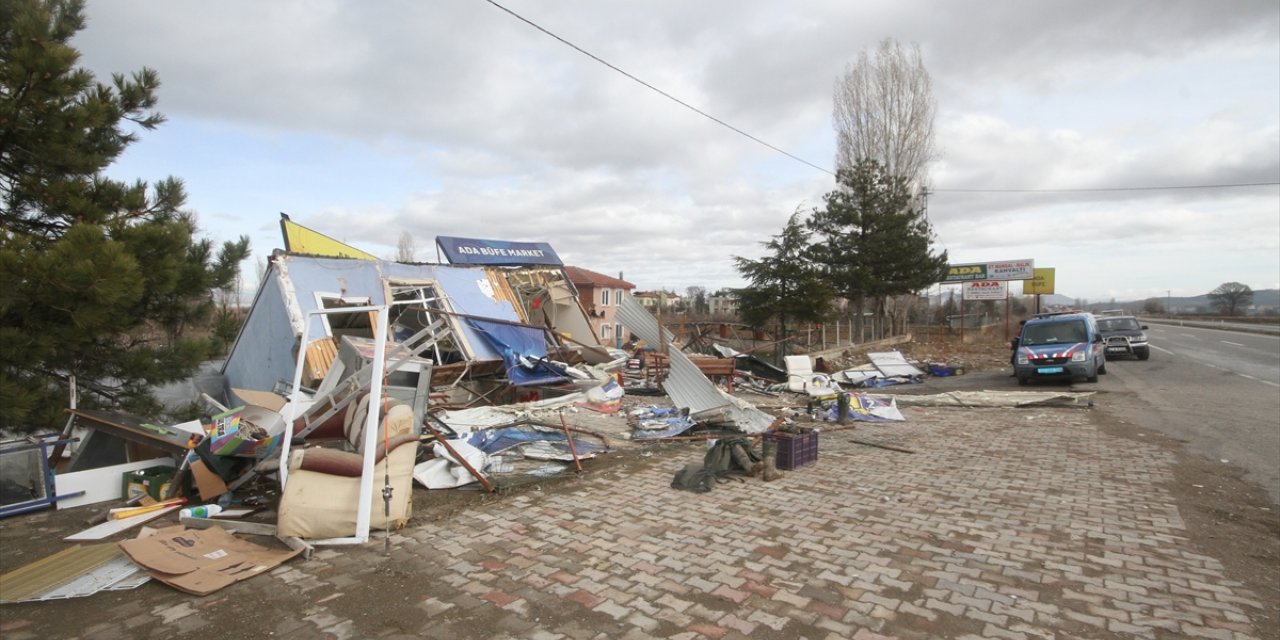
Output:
[
  {"xmin": 1023, "ymin": 268, "xmax": 1056, "ymax": 294},
  {"xmin": 279, "ymin": 214, "xmax": 378, "ymax": 260}
]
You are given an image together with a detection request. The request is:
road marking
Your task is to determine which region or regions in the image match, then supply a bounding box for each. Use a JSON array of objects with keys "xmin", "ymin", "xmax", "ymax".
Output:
[
  {"xmin": 1179, "ymin": 333, "xmax": 1198, "ymax": 339},
  {"xmin": 1150, "ymin": 345, "xmax": 1175, "ymax": 355},
  {"xmin": 1220, "ymin": 340, "xmax": 1245, "ymax": 347},
  {"xmin": 1238, "ymin": 373, "xmax": 1280, "ymax": 388}
]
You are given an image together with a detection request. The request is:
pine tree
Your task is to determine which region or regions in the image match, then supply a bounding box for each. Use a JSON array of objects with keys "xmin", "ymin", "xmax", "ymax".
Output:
[
  {"xmin": 0, "ymin": 0, "xmax": 250, "ymax": 432},
  {"xmin": 733, "ymin": 211, "xmax": 834, "ymax": 359},
  {"xmin": 807, "ymin": 159, "xmax": 947, "ymax": 339}
]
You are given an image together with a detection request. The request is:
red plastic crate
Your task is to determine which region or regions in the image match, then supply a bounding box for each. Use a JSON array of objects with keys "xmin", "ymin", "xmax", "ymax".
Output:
[{"xmin": 765, "ymin": 429, "xmax": 818, "ymax": 470}]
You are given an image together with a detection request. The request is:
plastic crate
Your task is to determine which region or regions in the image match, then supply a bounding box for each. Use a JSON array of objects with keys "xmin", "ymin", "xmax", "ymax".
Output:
[
  {"xmin": 122, "ymin": 466, "xmax": 176, "ymax": 501},
  {"xmin": 765, "ymin": 429, "xmax": 818, "ymax": 470}
]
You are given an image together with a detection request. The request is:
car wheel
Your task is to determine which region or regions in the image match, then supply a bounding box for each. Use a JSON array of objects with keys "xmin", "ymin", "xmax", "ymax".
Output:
[
  {"xmin": 1098, "ymin": 361, "xmax": 1107, "ymax": 375},
  {"xmin": 1137, "ymin": 348, "xmax": 1150, "ymax": 361},
  {"xmin": 1086, "ymin": 365, "xmax": 1099, "ymax": 383},
  {"xmin": 1017, "ymin": 376, "xmax": 1029, "ymax": 386}
]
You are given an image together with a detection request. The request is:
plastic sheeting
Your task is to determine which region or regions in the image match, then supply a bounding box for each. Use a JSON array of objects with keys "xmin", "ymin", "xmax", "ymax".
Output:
[
  {"xmin": 413, "ymin": 440, "xmax": 488, "ymax": 489},
  {"xmin": 467, "ymin": 426, "xmax": 608, "ymax": 458},
  {"xmin": 466, "ymin": 319, "xmax": 569, "ymax": 386}
]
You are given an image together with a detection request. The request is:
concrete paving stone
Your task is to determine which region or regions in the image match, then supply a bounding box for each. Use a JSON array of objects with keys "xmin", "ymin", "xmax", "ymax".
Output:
[
  {"xmin": 744, "ymin": 608, "xmax": 790, "ymax": 631},
  {"xmin": 860, "ymin": 592, "xmax": 901, "ymax": 611},
  {"xmin": 967, "ymin": 608, "xmax": 1009, "ymax": 627},
  {"xmin": 813, "ymin": 613, "xmax": 863, "ymax": 637},
  {"xmin": 1179, "ymin": 623, "xmax": 1237, "ymax": 639},
  {"xmin": 1061, "ymin": 608, "xmax": 1108, "ymax": 629},
  {"xmin": 950, "ymin": 593, "xmax": 992, "ymax": 612},
  {"xmin": 805, "ymin": 596, "xmax": 850, "ymax": 622},
  {"xmin": 926, "ymin": 596, "xmax": 962, "ymax": 616}
]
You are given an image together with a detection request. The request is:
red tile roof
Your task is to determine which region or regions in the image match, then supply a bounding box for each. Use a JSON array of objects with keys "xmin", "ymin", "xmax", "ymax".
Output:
[{"xmin": 564, "ymin": 266, "xmax": 634, "ymax": 289}]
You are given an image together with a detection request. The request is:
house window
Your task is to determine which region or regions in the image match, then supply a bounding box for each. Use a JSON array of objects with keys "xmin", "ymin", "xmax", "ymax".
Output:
[
  {"xmin": 601, "ymin": 289, "xmax": 610, "ymax": 306},
  {"xmin": 315, "ymin": 293, "xmax": 374, "ymax": 339},
  {"xmin": 613, "ymin": 289, "xmax": 622, "ymax": 305},
  {"xmin": 601, "ymin": 324, "xmax": 613, "ymax": 340}
]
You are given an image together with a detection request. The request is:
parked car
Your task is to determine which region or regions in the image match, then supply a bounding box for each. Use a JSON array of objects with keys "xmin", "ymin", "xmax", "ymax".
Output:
[
  {"xmin": 1012, "ymin": 312, "xmax": 1107, "ymax": 385},
  {"xmin": 1096, "ymin": 315, "xmax": 1151, "ymax": 360}
]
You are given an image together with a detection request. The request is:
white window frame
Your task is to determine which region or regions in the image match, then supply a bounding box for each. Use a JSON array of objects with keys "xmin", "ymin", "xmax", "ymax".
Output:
[
  {"xmin": 314, "ymin": 292, "xmax": 374, "ymax": 337},
  {"xmin": 601, "ymin": 288, "xmax": 610, "ymax": 306},
  {"xmin": 601, "ymin": 323, "xmax": 613, "ymax": 340}
]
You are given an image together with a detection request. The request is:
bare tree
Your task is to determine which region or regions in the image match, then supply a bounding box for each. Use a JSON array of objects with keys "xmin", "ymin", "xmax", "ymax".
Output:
[
  {"xmin": 832, "ymin": 39, "xmax": 936, "ymax": 190},
  {"xmin": 396, "ymin": 231, "xmax": 416, "ymax": 262},
  {"xmin": 1208, "ymin": 282, "xmax": 1253, "ymax": 316}
]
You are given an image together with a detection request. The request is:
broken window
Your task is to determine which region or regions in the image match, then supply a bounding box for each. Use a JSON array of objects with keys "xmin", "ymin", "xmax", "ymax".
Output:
[
  {"xmin": 601, "ymin": 323, "xmax": 613, "ymax": 341},
  {"xmin": 316, "ymin": 294, "xmax": 375, "ymax": 340},
  {"xmin": 388, "ymin": 282, "xmax": 465, "ymax": 365}
]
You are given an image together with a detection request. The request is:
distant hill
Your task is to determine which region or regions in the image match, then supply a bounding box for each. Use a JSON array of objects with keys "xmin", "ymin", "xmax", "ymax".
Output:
[
  {"xmin": 1070, "ymin": 289, "xmax": 1280, "ymax": 315},
  {"xmin": 931, "ymin": 289, "xmax": 1278, "ymax": 315}
]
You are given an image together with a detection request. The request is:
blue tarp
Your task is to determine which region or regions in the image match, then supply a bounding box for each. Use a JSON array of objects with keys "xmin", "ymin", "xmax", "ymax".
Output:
[
  {"xmin": 466, "ymin": 319, "xmax": 570, "ymax": 386},
  {"xmin": 467, "ymin": 426, "xmax": 608, "ymax": 456}
]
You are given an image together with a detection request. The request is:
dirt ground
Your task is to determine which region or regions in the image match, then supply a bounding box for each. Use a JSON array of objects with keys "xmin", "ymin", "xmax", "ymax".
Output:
[{"xmin": 2, "ymin": 331, "xmax": 1277, "ymax": 639}]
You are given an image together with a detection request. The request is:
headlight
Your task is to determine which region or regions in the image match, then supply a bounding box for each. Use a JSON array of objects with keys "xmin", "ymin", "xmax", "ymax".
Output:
[
  {"xmin": 1017, "ymin": 355, "xmax": 1029, "ymax": 365},
  {"xmin": 1071, "ymin": 352, "xmax": 1087, "ymax": 362}
]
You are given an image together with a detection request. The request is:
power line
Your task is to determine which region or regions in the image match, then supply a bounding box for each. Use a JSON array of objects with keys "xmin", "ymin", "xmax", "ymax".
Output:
[
  {"xmin": 483, "ymin": 1, "xmax": 1279, "ymax": 197},
  {"xmin": 933, "ymin": 182, "xmax": 1280, "ymax": 194},
  {"xmin": 482, "ymin": 0, "xmax": 835, "ymax": 176}
]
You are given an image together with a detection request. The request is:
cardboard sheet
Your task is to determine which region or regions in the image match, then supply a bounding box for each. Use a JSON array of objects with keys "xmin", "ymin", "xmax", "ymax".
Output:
[
  {"xmin": 118, "ymin": 524, "xmax": 301, "ymax": 596},
  {"xmin": 190, "ymin": 460, "xmax": 229, "ymax": 500}
]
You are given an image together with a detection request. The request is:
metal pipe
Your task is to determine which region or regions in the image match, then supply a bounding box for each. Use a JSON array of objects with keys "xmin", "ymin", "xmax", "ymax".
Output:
[
  {"xmin": 420, "ymin": 418, "xmax": 495, "ymax": 492},
  {"xmin": 558, "ymin": 412, "xmax": 583, "ymax": 473}
]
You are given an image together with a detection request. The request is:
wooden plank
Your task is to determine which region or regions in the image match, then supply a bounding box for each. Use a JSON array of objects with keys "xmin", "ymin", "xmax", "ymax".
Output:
[
  {"xmin": 64, "ymin": 505, "xmax": 181, "ymax": 541},
  {"xmin": 303, "ymin": 337, "xmax": 339, "ymax": 386}
]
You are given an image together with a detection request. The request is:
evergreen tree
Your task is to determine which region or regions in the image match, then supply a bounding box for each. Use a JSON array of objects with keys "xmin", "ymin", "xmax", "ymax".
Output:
[
  {"xmin": 1, "ymin": 0, "xmax": 250, "ymax": 432},
  {"xmin": 732, "ymin": 211, "xmax": 833, "ymax": 355},
  {"xmin": 807, "ymin": 159, "xmax": 947, "ymax": 339}
]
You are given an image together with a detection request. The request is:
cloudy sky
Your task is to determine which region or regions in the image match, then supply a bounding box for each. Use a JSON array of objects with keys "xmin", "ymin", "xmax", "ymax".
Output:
[{"xmin": 74, "ymin": 0, "xmax": 1279, "ymax": 302}]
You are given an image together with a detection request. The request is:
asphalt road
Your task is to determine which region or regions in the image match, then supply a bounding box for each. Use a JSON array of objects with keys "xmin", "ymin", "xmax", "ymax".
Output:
[{"xmin": 1099, "ymin": 323, "xmax": 1280, "ymax": 504}]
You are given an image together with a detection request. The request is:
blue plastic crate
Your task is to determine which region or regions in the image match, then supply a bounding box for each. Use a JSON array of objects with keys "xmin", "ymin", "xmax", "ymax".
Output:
[{"xmin": 765, "ymin": 429, "xmax": 818, "ymax": 470}]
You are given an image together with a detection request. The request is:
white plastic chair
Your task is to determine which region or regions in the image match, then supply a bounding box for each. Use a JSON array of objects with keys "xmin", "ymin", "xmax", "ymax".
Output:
[{"xmin": 785, "ymin": 355, "xmax": 834, "ymax": 396}]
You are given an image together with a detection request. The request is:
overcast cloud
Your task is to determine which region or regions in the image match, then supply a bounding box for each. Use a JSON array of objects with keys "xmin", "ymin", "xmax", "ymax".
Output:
[{"xmin": 74, "ymin": 0, "xmax": 1279, "ymax": 302}]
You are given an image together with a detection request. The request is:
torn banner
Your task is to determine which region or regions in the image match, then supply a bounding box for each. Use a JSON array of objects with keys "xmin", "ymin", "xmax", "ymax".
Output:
[{"xmin": 466, "ymin": 319, "xmax": 569, "ymax": 386}]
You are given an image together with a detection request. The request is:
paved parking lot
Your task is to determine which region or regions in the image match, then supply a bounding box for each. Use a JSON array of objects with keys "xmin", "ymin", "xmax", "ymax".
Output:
[{"xmin": 1, "ymin": 401, "xmax": 1272, "ymax": 639}]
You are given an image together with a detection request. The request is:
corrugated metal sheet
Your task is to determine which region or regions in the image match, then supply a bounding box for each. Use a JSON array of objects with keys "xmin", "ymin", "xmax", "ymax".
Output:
[
  {"xmin": 664, "ymin": 348, "xmax": 731, "ymax": 416},
  {"xmin": 0, "ymin": 543, "xmax": 124, "ymax": 603},
  {"xmin": 617, "ymin": 296, "xmax": 773, "ymax": 434},
  {"xmin": 868, "ymin": 351, "xmax": 925, "ymax": 378},
  {"xmin": 616, "ymin": 295, "xmax": 670, "ymax": 347}
]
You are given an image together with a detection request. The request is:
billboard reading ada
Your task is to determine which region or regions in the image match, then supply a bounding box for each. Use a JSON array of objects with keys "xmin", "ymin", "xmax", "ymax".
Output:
[
  {"xmin": 962, "ymin": 280, "xmax": 1008, "ymax": 300},
  {"xmin": 944, "ymin": 259, "xmax": 1034, "ymax": 282}
]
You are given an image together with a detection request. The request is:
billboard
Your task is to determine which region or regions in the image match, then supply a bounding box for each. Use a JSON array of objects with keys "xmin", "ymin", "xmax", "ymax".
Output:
[
  {"xmin": 962, "ymin": 280, "xmax": 1008, "ymax": 300},
  {"xmin": 1023, "ymin": 268, "xmax": 1056, "ymax": 295},
  {"xmin": 944, "ymin": 259, "xmax": 1034, "ymax": 282},
  {"xmin": 435, "ymin": 236, "xmax": 563, "ymax": 266}
]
